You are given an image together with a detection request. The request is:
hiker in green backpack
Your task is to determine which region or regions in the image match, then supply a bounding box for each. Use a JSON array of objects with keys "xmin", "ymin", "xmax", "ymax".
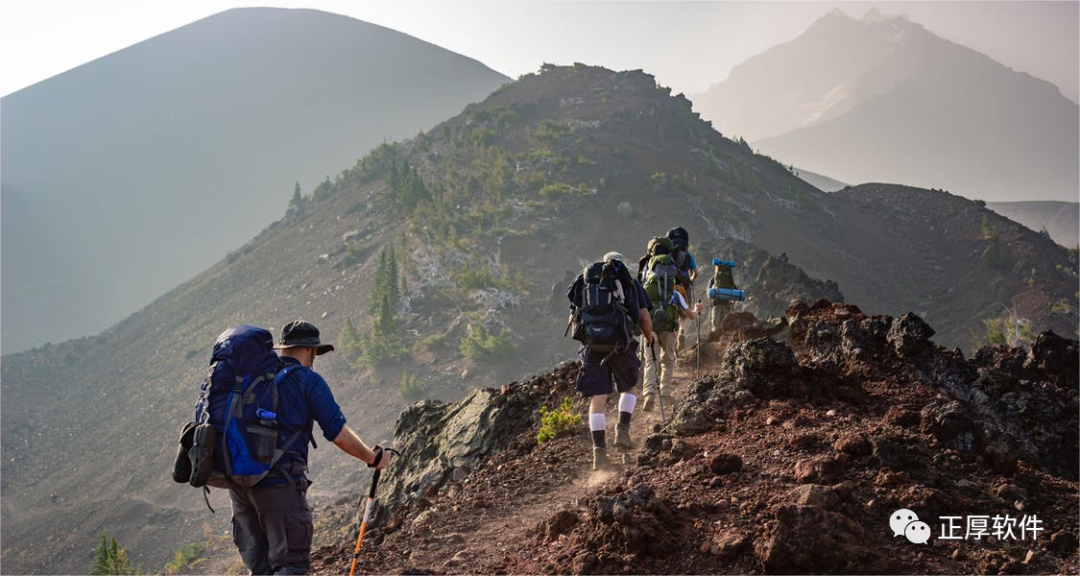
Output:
[{"xmin": 639, "ymin": 237, "xmax": 700, "ymax": 411}]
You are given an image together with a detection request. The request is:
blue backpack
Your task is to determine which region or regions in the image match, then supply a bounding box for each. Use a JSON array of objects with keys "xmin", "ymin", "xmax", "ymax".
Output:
[{"xmin": 175, "ymin": 325, "xmax": 307, "ymax": 505}]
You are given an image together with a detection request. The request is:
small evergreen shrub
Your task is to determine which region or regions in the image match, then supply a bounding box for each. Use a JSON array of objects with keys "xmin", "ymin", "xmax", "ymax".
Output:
[
  {"xmin": 537, "ymin": 398, "xmax": 582, "ymax": 444},
  {"xmin": 460, "ymin": 324, "xmax": 515, "ymax": 360},
  {"xmin": 399, "ymin": 371, "xmax": 424, "ymax": 400},
  {"xmin": 164, "ymin": 542, "xmax": 205, "ymax": 575}
]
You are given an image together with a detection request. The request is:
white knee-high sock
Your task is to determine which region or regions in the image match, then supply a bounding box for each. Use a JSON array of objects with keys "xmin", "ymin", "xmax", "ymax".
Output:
[{"xmin": 590, "ymin": 413, "xmax": 606, "ymax": 447}]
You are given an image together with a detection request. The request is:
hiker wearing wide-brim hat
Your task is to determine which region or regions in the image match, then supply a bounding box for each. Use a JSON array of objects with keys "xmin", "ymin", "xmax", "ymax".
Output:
[
  {"xmin": 273, "ymin": 320, "xmax": 335, "ymax": 355},
  {"xmin": 230, "ymin": 320, "xmax": 391, "ymax": 575}
]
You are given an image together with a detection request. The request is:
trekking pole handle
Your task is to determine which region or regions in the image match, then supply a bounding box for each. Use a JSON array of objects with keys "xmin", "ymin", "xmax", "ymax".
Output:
[
  {"xmin": 368, "ymin": 470, "xmax": 381, "ymax": 499},
  {"xmin": 368, "ymin": 446, "xmax": 384, "ymax": 469},
  {"xmin": 366, "ymin": 446, "xmax": 399, "ymax": 496}
]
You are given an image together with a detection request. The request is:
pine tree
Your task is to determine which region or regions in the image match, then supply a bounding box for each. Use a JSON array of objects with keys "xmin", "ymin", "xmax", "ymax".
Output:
[
  {"xmin": 339, "ymin": 317, "xmax": 361, "ymax": 359},
  {"xmin": 90, "ymin": 534, "xmax": 136, "ymax": 575},
  {"xmin": 369, "ymin": 247, "xmax": 400, "ymax": 315},
  {"xmin": 288, "ymin": 181, "xmax": 305, "ymax": 212}
]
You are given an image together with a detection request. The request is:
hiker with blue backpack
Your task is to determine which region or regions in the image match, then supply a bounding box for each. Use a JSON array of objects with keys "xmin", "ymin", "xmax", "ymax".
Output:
[
  {"xmin": 566, "ymin": 251, "xmax": 654, "ymax": 471},
  {"xmin": 665, "ymin": 226, "xmax": 699, "ymax": 351},
  {"xmin": 708, "ymin": 258, "xmax": 743, "ymax": 334},
  {"xmin": 174, "ymin": 321, "xmax": 391, "ymax": 575}
]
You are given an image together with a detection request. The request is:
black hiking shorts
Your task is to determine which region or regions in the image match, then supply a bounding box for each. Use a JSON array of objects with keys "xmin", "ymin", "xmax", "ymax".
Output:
[{"xmin": 576, "ymin": 339, "xmax": 640, "ymax": 397}]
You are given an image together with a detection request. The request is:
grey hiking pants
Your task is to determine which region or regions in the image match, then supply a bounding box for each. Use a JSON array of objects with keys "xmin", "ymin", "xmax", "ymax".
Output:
[{"xmin": 230, "ymin": 481, "xmax": 313, "ymax": 575}]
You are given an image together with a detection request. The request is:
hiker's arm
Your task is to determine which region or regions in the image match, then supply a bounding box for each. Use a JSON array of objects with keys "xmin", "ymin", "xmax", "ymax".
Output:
[
  {"xmin": 682, "ymin": 301, "xmax": 705, "ymax": 321},
  {"xmin": 638, "ymin": 308, "xmax": 654, "ymax": 343},
  {"xmin": 332, "ymin": 426, "xmax": 391, "ymax": 470}
]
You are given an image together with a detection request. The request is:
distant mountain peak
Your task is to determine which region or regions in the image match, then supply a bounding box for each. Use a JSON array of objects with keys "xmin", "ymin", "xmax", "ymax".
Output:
[
  {"xmin": 861, "ymin": 7, "xmax": 909, "ymax": 24},
  {"xmin": 816, "ymin": 7, "xmax": 912, "ymax": 28},
  {"xmin": 692, "ymin": 5, "xmax": 1079, "ymax": 203}
]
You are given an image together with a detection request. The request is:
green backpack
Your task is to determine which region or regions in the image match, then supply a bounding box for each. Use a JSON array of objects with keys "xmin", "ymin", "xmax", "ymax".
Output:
[
  {"xmin": 714, "ymin": 265, "xmax": 736, "ymax": 289},
  {"xmin": 643, "ymin": 254, "xmax": 680, "ymax": 333}
]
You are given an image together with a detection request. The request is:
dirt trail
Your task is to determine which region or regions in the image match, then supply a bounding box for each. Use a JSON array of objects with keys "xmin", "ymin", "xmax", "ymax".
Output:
[{"xmin": 322, "ymin": 336, "xmax": 716, "ymax": 575}]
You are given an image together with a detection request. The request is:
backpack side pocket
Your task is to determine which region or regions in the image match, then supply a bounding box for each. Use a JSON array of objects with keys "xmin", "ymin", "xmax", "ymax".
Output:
[
  {"xmin": 188, "ymin": 423, "xmax": 218, "ymax": 488},
  {"xmin": 172, "ymin": 421, "xmax": 197, "ymax": 483}
]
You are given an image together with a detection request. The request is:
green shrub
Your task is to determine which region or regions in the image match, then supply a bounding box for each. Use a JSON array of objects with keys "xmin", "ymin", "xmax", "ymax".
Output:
[
  {"xmin": 420, "ymin": 332, "xmax": 448, "ymax": 350},
  {"xmin": 354, "ymin": 332, "xmax": 405, "ymax": 368},
  {"xmin": 312, "ymin": 176, "xmax": 333, "ymax": 202},
  {"xmin": 537, "ymin": 398, "xmax": 582, "ymax": 444},
  {"xmin": 453, "ymin": 255, "xmax": 530, "ymax": 295},
  {"xmin": 399, "ymin": 372, "xmax": 424, "ymax": 400},
  {"xmin": 538, "ymin": 181, "xmax": 588, "ymax": 199},
  {"xmin": 528, "ymin": 119, "xmax": 574, "ymax": 143},
  {"xmin": 460, "ymin": 324, "xmax": 515, "ymax": 360},
  {"xmin": 164, "ymin": 542, "xmax": 205, "ymax": 575},
  {"xmin": 338, "ymin": 317, "xmax": 362, "ymax": 360},
  {"xmin": 1051, "ymin": 299, "xmax": 1076, "ymax": 315},
  {"xmin": 976, "ymin": 313, "xmax": 1035, "ymax": 349},
  {"xmin": 91, "ymin": 534, "xmax": 138, "ymax": 575}
]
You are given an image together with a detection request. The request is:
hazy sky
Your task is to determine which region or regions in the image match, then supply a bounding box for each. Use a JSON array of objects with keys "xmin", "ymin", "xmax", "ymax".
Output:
[{"xmin": 1, "ymin": 1, "xmax": 1077, "ymax": 101}]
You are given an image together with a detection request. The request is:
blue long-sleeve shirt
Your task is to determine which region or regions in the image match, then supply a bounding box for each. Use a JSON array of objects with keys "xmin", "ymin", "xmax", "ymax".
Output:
[{"xmin": 258, "ymin": 357, "xmax": 347, "ymax": 486}]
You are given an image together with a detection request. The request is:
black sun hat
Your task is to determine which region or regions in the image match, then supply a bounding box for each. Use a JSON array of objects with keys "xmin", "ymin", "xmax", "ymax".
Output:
[{"xmin": 273, "ymin": 321, "xmax": 335, "ymax": 355}]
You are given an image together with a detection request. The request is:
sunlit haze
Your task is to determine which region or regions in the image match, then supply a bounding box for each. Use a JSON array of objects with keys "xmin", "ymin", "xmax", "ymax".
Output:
[{"xmin": 1, "ymin": 1, "xmax": 1077, "ymax": 102}]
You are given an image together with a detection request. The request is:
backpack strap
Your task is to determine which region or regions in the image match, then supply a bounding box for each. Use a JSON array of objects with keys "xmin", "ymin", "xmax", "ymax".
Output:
[
  {"xmin": 264, "ymin": 366, "xmax": 311, "ymax": 486},
  {"xmin": 221, "ymin": 373, "xmax": 249, "ymax": 485},
  {"xmin": 193, "ymin": 363, "xmax": 218, "ymax": 424}
]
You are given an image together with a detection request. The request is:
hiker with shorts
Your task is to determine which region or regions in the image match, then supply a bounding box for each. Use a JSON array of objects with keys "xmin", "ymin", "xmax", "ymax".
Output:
[
  {"xmin": 230, "ymin": 321, "xmax": 392, "ymax": 575},
  {"xmin": 567, "ymin": 252, "xmax": 654, "ymax": 470}
]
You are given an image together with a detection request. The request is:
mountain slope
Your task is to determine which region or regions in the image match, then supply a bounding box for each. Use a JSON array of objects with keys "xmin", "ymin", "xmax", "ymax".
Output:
[
  {"xmin": 1, "ymin": 64, "xmax": 1075, "ymax": 574},
  {"xmin": 693, "ymin": 9, "xmax": 1079, "ymax": 204},
  {"xmin": 987, "ymin": 201, "xmax": 1079, "ymax": 249},
  {"xmin": 0, "ymin": 7, "xmax": 509, "ymax": 353}
]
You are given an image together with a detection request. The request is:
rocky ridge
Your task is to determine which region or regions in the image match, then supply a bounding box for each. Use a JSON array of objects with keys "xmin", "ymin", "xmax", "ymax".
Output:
[{"xmin": 310, "ymin": 300, "xmax": 1078, "ymax": 574}]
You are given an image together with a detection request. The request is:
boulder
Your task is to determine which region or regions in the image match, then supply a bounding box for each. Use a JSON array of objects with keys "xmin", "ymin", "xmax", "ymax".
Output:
[
  {"xmin": 707, "ymin": 452, "xmax": 743, "ymax": 476},
  {"xmin": 833, "ymin": 432, "xmax": 872, "ymax": 457},
  {"xmin": 887, "ymin": 312, "xmax": 936, "ymax": 358},
  {"xmin": 756, "ymin": 505, "xmax": 869, "ymax": 574},
  {"xmin": 793, "ymin": 455, "xmax": 845, "ymax": 484}
]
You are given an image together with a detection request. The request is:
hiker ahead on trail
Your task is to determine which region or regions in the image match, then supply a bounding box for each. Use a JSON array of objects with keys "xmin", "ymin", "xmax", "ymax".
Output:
[
  {"xmin": 566, "ymin": 252, "xmax": 654, "ymax": 471},
  {"xmin": 639, "ymin": 237, "xmax": 702, "ymax": 412},
  {"xmin": 176, "ymin": 321, "xmax": 392, "ymax": 575},
  {"xmin": 637, "ymin": 227, "xmax": 699, "ymax": 350},
  {"xmin": 708, "ymin": 258, "xmax": 742, "ymax": 334},
  {"xmin": 666, "ymin": 226, "xmax": 699, "ymax": 350}
]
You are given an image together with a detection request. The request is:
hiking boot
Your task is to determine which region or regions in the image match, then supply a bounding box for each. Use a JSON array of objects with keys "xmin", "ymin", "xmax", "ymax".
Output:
[
  {"xmin": 592, "ymin": 446, "xmax": 612, "ymax": 471},
  {"xmin": 642, "ymin": 394, "xmax": 656, "ymax": 412},
  {"xmin": 614, "ymin": 422, "xmax": 636, "ymax": 450}
]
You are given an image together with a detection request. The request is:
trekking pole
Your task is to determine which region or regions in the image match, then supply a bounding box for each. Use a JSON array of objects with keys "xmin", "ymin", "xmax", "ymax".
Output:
[
  {"xmin": 349, "ymin": 447, "xmax": 400, "ymax": 576},
  {"xmin": 650, "ymin": 340, "xmax": 666, "ymax": 424},
  {"xmin": 695, "ymin": 299, "xmax": 702, "ymax": 379}
]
